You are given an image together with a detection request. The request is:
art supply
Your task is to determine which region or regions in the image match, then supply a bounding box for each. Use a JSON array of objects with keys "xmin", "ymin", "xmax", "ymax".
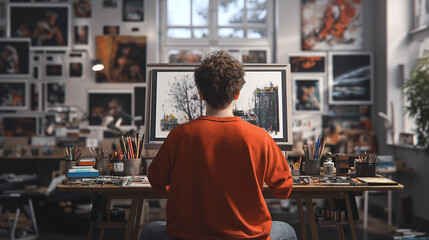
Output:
[
  {"xmin": 290, "ymin": 157, "xmax": 302, "ymax": 176},
  {"xmin": 335, "ymin": 154, "xmax": 349, "ymax": 176},
  {"xmin": 119, "ymin": 133, "xmax": 144, "ymax": 160},
  {"xmin": 64, "ymin": 145, "xmax": 82, "ymax": 161},
  {"xmin": 322, "ymin": 152, "xmax": 335, "ymax": 177},
  {"xmin": 110, "ymin": 149, "xmax": 125, "ymax": 176}
]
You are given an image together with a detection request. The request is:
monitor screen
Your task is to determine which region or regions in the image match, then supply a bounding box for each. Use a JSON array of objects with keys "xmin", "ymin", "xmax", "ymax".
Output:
[{"xmin": 144, "ymin": 64, "xmax": 293, "ymax": 150}]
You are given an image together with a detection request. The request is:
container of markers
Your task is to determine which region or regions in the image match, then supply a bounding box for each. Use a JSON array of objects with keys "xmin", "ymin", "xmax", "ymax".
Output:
[
  {"xmin": 356, "ymin": 162, "xmax": 376, "ymax": 177},
  {"xmin": 307, "ymin": 159, "xmax": 321, "ymax": 176},
  {"xmin": 124, "ymin": 158, "xmax": 143, "ymax": 176}
]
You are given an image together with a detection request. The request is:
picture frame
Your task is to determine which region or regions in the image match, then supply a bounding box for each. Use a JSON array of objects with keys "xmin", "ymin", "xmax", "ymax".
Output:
[
  {"xmin": 123, "ymin": 0, "xmax": 144, "ymax": 22},
  {"xmin": 45, "ymin": 64, "xmax": 63, "ymax": 78},
  {"xmin": 45, "ymin": 82, "xmax": 65, "ymax": 108},
  {"xmin": 329, "ymin": 52, "xmax": 373, "ymax": 104},
  {"xmin": 7, "ymin": 4, "xmax": 71, "ymax": 50},
  {"xmin": 0, "ymin": 38, "xmax": 30, "ymax": 77},
  {"xmin": 74, "ymin": 25, "xmax": 89, "ymax": 46},
  {"xmin": 73, "ymin": 0, "xmax": 91, "ymax": 18},
  {"xmin": 0, "ymin": 80, "xmax": 28, "ymax": 110},
  {"xmin": 399, "ymin": 132, "xmax": 415, "ymax": 146},
  {"xmin": 96, "ymin": 36, "xmax": 147, "ymax": 83},
  {"xmin": 1, "ymin": 114, "xmax": 38, "ymax": 137},
  {"xmin": 227, "ymin": 49, "xmax": 269, "ymax": 63},
  {"xmin": 145, "ymin": 64, "xmax": 293, "ymax": 150},
  {"xmin": 103, "ymin": 25, "xmax": 120, "ymax": 35},
  {"xmin": 134, "ymin": 86, "xmax": 146, "ymax": 126},
  {"xmin": 44, "ymin": 51, "xmax": 65, "ymax": 79},
  {"xmin": 301, "ymin": 0, "xmax": 363, "ymax": 50},
  {"xmin": 30, "ymin": 82, "xmax": 41, "ymax": 111},
  {"xmin": 293, "ymin": 76, "xmax": 323, "ymax": 113},
  {"xmin": 68, "ymin": 51, "xmax": 86, "ymax": 79},
  {"xmin": 288, "ymin": 53, "xmax": 326, "ymax": 73},
  {"xmin": 167, "ymin": 49, "xmax": 203, "ymax": 63},
  {"xmin": 88, "ymin": 90, "xmax": 133, "ymax": 127},
  {"xmin": 103, "ymin": 0, "xmax": 118, "ymax": 8}
]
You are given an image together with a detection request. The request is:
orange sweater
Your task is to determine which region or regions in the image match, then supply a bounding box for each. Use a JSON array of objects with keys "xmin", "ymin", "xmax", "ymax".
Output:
[{"xmin": 148, "ymin": 116, "xmax": 293, "ymax": 240}]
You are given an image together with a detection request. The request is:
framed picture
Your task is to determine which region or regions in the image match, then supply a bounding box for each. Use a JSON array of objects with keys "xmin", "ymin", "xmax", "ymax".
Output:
[
  {"xmin": 134, "ymin": 86, "xmax": 146, "ymax": 126},
  {"xmin": 103, "ymin": 0, "xmax": 118, "ymax": 8},
  {"xmin": 73, "ymin": 0, "xmax": 91, "ymax": 18},
  {"xmin": 0, "ymin": 80, "xmax": 27, "ymax": 110},
  {"xmin": 68, "ymin": 51, "xmax": 86, "ymax": 79},
  {"xmin": 69, "ymin": 62, "xmax": 83, "ymax": 78},
  {"xmin": 301, "ymin": 0, "xmax": 363, "ymax": 50},
  {"xmin": 123, "ymin": 0, "xmax": 144, "ymax": 22},
  {"xmin": 1, "ymin": 115, "xmax": 38, "ymax": 137},
  {"xmin": 74, "ymin": 25, "xmax": 89, "ymax": 45},
  {"xmin": 45, "ymin": 82, "xmax": 65, "ymax": 108},
  {"xmin": 329, "ymin": 52, "xmax": 373, "ymax": 104},
  {"xmin": 88, "ymin": 90, "xmax": 133, "ymax": 126},
  {"xmin": 0, "ymin": 38, "xmax": 30, "ymax": 77},
  {"xmin": 288, "ymin": 53, "xmax": 325, "ymax": 73},
  {"xmin": 30, "ymin": 82, "xmax": 41, "ymax": 111},
  {"xmin": 45, "ymin": 64, "xmax": 63, "ymax": 78},
  {"xmin": 7, "ymin": 4, "xmax": 71, "ymax": 50},
  {"xmin": 103, "ymin": 25, "xmax": 120, "ymax": 35},
  {"xmin": 293, "ymin": 76, "xmax": 322, "ymax": 113},
  {"xmin": 145, "ymin": 64, "xmax": 293, "ymax": 150},
  {"xmin": 227, "ymin": 49, "xmax": 269, "ymax": 63},
  {"xmin": 399, "ymin": 132, "xmax": 415, "ymax": 146},
  {"xmin": 96, "ymin": 36, "xmax": 147, "ymax": 83},
  {"xmin": 167, "ymin": 49, "xmax": 203, "ymax": 63}
]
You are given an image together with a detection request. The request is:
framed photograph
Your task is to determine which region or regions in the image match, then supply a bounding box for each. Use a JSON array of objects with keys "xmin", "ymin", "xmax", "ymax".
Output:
[
  {"xmin": 7, "ymin": 4, "xmax": 71, "ymax": 50},
  {"xmin": 73, "ymin": 0, "xmax": 91, "ymax": 18},
  {"xmin": 88, "ymin": 90, "xmax": 133, "ymax": 126},
  {"xmin": 167, "ymin": 49, "xmax": 203, "ymax": 63},
  {"xmin": 289, "ymin": 53, "xmax": 325, "ymax": 73},
  {"xmin": 0, "ymin": 38, "xmax": 30, "ymax": 77},
  {"xmin": 123, "ymin": 0, "xmax": 144, "ymax": 22},
  {"xmin": 329, "ymin": 52, "xmax": 373, "ymax": 104},
  {"xmin": 45, "ymin": 63, "xmax": 63, "ymax": 78},
  {"xmin": 1, "ymin": 115, "xmax": 38, "ymax": 137},
  {"xmin": 293, "ymin": 76, "xmax": 322, "ymax": 113},
  {"xmin": 96, "ymin": 36, "xmax": 147, "ymax": 83},
  {"xmin": 69, "ymin": 62, "xmax": 83, "ymax": 78},
  {"xmin": 399, "ymin": 132, "xmax": 415, "ymax": 146},
  {"xmin": 134, "ymin": 86, "xmax": 146, "ymax": 126},
  {"xmin": 103, "ymin": 0, "xmax": 118, "ymax": 8},
  {"xmin": 145, "ymin": 64, "xmax": 293, "ymax": 150},
  {"xmin": 301, "ymin": 0, "xmax": 363, "ymax": 50},
  {"xmin": 74, "ymin": 25, "xmax": 89, "ymax": 45},
  {"xmin": 0, "ymin": 80, "xmax": 27, "ymax": 110},
  {"xmin": 45, "ymin": 82, "xmax": 65, "ymax": 108},
  {"xmin": 103, "ymin": 25, "xmax": 120, "ymax": 35},
  {"xmin": 68, "ymin": 51, "xmax": 86, "ymax": 79}
]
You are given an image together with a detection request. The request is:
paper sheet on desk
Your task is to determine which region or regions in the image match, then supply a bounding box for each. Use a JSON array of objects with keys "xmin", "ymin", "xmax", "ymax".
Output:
[{"xmin": 127, "ymin": 182, "xmax": 151, "ymax": 187}]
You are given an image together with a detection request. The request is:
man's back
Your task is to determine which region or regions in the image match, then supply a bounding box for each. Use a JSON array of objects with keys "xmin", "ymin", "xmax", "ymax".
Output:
[{"xmin": 148, "ymin": 115, "xmax": 293, "ymax": 240}]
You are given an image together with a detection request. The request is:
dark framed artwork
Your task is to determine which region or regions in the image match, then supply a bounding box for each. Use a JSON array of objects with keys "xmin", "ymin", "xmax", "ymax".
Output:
[
  {"xmin": 293, "ymin": 76, "xmax": 322, "ymax": 113},
  {"xmin": 45, "ymin": 64, "xmax": 63, "ymax": 78},
  {"xmin": 0, "ymin": 80, "xmax": 27, "ymax": 110},
  {"xmin": 289, "ymin": 53, "xmax": 325, "ymax": 73},
  {"xmin": 145, "ymin": 64, "xmax": 293, "ymax": 150},
  {"xmin": 45, "ymin": 82, "xmax": 65, "ymax": 108},
  {"xmin": 69, "ymin": 62, "xmax": 83, "ymax": 78},
  {"xmin": 88, "ymin": 91, "xmax": 133, "ymax": 126},
  {"xmin": 134, "ymin": 86, "xmax": 146, "ymax": 126},
  {"xmin": 123, "ymin": 0, "xmax": 144, "ymax": 22},
  {"xmin": 167, "ymin": 49, "xmax": 203, "ymax": 63},
  {"xmin": 0, "ymin": 38, "xmax": 30, "ymax": 77},
  {"xmin": 301, "ymin": 0, "xmax": 363, "ymax": 50},
  {"xmin": 68, "ymin": 51, "xmax": 86, "ymax": 79},
  {"xmin": 30, "ymin": 82, "xmax": 41, "ymax": 111},
  {"xmin": 74, "ymin": 25, "xmax": 89, "ymax": 45},
  {"xmin": 103, "ymin": 0, "xmax": 118, "ymax": 8},
  {"xmin": 2, "ymin": 115, "xmax": 38, "ymax": 137},
  {"xmin": 96, "ymin": 36, "xmax": 147, "ymax": 83},
  {"xmin": 329, "ymin": 52, "xmax": 373, "ymax": 104},
  {"xmin": 103, "ymin": 25, "xmax": 120, "ymax": 35},
  {"xmin": 7, "ymin": 4, "xmax": 71, "ymax": 50},
  {"xmin": 228, "ymin": 49, "xmax": 269, "ymax": 63},
  {"xmin": 73, "ymin": 0, "xmax": 91, "ymax": 18}
]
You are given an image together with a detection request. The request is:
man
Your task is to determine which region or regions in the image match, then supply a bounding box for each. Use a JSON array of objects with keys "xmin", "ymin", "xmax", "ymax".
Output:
[{"xmin": 142, "ymin": 51, "xmax": 296, "ymax": 240}]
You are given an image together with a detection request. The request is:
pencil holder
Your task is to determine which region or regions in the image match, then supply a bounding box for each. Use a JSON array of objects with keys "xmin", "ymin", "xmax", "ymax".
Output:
[
  {"xmin": 291, "ymin": 169, "xmax": 300, "ymax": 176},
  {"xmin": 64, "ymin": 161, "xmax": 77, "ymax": 175},
  {"xmin": 307, "ymin": 159, "xmax": 321, "ymax": 176},
  {"xmin": 356, "ymin": 162, "xmax": 375, "ymax": 177},
  {"xmin": 124, "ymin": 158, "xmax": 142, "ymax": 176},
  {"xmin": 96, "ymin": 159, "xmax": 110, "ymax": 176}
]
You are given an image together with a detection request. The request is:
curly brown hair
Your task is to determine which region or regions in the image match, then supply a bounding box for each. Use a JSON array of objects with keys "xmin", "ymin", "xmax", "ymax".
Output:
[{"xmin": 194, "ymin": 51, "xmax": 245, "ymax": 109}]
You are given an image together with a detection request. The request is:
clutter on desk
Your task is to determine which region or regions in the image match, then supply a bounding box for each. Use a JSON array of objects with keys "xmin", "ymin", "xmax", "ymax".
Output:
[{"xmin": 61, "ymin": 176, "xmax": 149, "ymax": 187}]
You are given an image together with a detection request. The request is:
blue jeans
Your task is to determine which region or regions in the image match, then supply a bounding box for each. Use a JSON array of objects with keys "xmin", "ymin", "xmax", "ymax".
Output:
[{"xmin": 140, "ymin": 221, "xmax": 297, "ymax": 240}]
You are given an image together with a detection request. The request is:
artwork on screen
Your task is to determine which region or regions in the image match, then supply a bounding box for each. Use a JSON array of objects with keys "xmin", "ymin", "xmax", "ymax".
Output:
[{"xmin": 145, "ymin": 64, "xmax": 293, "ymax": 150}]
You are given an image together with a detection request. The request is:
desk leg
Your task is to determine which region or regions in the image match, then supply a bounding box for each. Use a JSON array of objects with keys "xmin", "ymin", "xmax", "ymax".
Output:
[
  {"xmin": 388, "ymin": 190, "xmax": 392, "ymax": 225},
  {"xmin": 364, "ymin": 191, "xmax": 368, "ymax": 229},
  {"xmin": 125, "ymin": 198, "xmax": 140, "ymax": 240},
  {"xmin": 304, "ymin": 198, "xmax": 318, "ymax": 240},
  {"xmin": 296, "ymin": 198, "xmax": 308, "ymax": 240},
  {"xmin": 133, "ymin": 199, "xmax": 144, "ymax": 240},
  {"xmin": 345, "ymin": 193, "xmax": 357, "ymax": 240}
]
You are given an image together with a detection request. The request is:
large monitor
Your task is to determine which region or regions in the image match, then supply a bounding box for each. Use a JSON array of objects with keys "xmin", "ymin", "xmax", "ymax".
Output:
[{"xmin": 144, "ymin": 64, "xmax": 293, "ymax": 150}]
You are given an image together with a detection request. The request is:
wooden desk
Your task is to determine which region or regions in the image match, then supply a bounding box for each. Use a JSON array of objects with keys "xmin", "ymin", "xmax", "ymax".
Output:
[{"xmin": 57, "ymin": 180, "xmax": 403, "ymax": 240}]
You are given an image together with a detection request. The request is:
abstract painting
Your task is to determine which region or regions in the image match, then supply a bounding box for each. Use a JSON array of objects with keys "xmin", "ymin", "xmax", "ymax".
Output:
[
  {"xmin": 0, "ymin": 38, "xmax": 30, "ymax": 76},
  {"xmin": 96, "ymin": 36, "xmax": 147, "ymax": 83},
  {"xmin": 293, "ymin": 77, "xmax": 322, "ymax": 112},
  {"xmin": 2, "ymin": 115, "xmax": 37, "ymax": 137},
  {"xmin": 329, "ymin": 53, "xmax": 372, "ymax": 104},
  {"xmin": 0, "ymin": 80, "xmax": 27, "ymax": 110},
  {"xmin": 301, "ymin": 0, "xmax": 363, "ymax": 50},
  {"xmin": 289, "ymin": 54, "xmax": 325, "ymax": 73},
  {"xmin": 88, "ymin": 91, "xmax": 133, "ymax": 126}
]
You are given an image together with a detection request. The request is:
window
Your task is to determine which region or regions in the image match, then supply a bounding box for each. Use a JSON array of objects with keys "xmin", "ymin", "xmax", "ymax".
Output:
[
  {"xmin": 413, "ymin": 0, "xmax": 429, "ymax": 30},
  {"xmin": 160, "ymin": 0, "xmax": 273, "ymax": 63}
]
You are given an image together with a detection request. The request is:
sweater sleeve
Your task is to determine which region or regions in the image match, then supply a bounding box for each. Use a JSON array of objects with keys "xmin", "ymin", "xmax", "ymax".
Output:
[
  {"xmin": 147, "ymin": 138, "xmax": 171, "ymax": 197},
  {"xmin": 264, "ymin": 138, "xmax": 293, "ymax": 199}
]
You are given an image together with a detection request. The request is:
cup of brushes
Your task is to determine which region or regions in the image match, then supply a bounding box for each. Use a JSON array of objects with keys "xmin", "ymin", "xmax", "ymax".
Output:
[
  {"xmin": 356, "ymin": 153, "xmax": 377, "ymax": 177},
  {"xmin": 301, "ymin": 136, "xmax": 326, "ymax": 176},
  {"xmin": 64, "ymin": 145, "xmax": 81, "ymax": 175},
  {"xmin": 120, "ymin": 134, "xmax": 144, "ymax": 176}
]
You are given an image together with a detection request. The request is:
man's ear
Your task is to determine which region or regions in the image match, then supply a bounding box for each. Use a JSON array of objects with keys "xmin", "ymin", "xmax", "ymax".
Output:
[
  {"xmin": 198, "ymin": 89, "xmax": 204, "ymax": 100},
  {"xmin": 234, "ymin": 91, "xmax": 240, "ymax": 100}
]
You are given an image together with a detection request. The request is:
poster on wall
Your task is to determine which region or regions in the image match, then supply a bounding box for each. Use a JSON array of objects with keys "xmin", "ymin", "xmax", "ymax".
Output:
[
  {"xmin": 293, "ymin": 77, "xmax": 322, "ymax": 112},
  {"xmin": 7, "ymin": 4, "xmax": 70, "ymax": 50},
  {"xmin": 329, "ymin": 52, "xmax": 373, "ymax": 104},
  {"xmin": 289, "ymin": 53, "xmax": 325, "ymax": 73},
  {"xmin": 0, "ymin": 80, "xmax": 27, "ymax": 110},
  {"xmin": 96, "ymin": 36, "xmax": 146, "ymax": 83},
  {"xmin": 301, "ymin": 0, "xmax": 363, "ymax": 50},
  {"xmin": 123, "ymin": 0, "xmax": 144, "ymax": 22},
  {"xmin": 2, "ymin": 115, "xmax": 38, "ymax": 137},
  {"xmin": 73, "ymin": 0, "xmax": 91, "ymax": 18},
  {"xmin": 0, "ymin": 38, "xmax": 30, "ymax": 77},
  {"xmin": 88, "ymin": 91, "xmax": 133, "ymax": 126}
]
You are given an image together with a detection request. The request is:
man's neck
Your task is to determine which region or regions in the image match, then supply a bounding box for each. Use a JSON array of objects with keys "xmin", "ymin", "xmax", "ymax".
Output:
[{"xmin": 205, "ymin": 102, "xmax": 234, "ymax": 117}]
